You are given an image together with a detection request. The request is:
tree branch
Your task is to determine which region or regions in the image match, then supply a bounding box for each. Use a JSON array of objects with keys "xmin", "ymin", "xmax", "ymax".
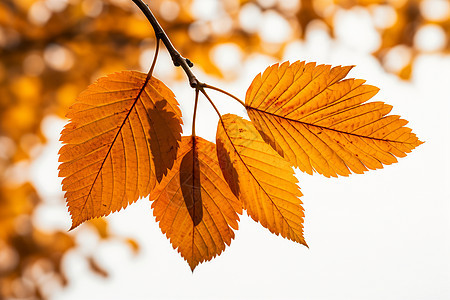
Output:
[{"xmin": 131, "ymin": 0, "xmax": 199, "ymax": 88}]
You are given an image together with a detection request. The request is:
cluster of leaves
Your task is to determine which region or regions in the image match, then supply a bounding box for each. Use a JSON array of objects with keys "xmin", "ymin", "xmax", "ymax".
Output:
[
  {"xmin": 59, "ymin": 55, "xmax": 422, "ymax": 269},
  {"xmin": 0, "ymin": 0, "xmax": 430, "ymax": 296}
]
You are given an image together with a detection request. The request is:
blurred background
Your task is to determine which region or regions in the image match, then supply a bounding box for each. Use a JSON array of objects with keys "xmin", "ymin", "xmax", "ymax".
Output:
[{"xmin": 0, "ymin": 0, "xmax": 449, "ymax": 299}]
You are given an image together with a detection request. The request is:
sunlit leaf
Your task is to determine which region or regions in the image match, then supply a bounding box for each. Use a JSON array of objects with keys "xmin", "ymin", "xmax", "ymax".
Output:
[
  {"xmin": 150, "ymin": 136, "xmax": 242, "ymax": 270},
  {"xmin": 245, "ymin": 61, "xmax": 423, "ymax": 177},
  {"xmin": 217, "ymin": 114, "xmax": 306, "ymax": 245},
  {"xmin": 58, "ymin": 71, "xmax": 182, "ymax": 229}
]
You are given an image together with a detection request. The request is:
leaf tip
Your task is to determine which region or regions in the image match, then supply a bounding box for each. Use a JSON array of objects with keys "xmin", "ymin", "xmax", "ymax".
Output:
[
  {"xmin": 302, "ymin": 240, "xmax": 309, "ymax": 249},
  {"xmin": 189, "ymin": 263, "xmax": 197, "ymax": 272},
  {"xmin": 68, "ymin": 222, "xmax": 78, "ymax": 231}
]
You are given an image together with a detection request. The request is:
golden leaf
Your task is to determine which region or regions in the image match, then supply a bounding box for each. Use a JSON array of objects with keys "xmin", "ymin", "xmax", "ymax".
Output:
[
  {"xmin": 245, "ymin": 61, "xmax": 423, "ymax": 177},
  {"xmin": 58, "ymin": 71, "xmax": 182, "ymax": 229},
  {"xmin": 150, "ymin": 136, "xmax": 242, "ymax": 270},
  {"xmin": 217, "ymin": 114, "xmax": 306, "ymax": 245}
]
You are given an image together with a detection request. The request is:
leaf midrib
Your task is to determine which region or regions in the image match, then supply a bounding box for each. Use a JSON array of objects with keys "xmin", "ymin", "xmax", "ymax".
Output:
[
  {"xmin": 247, "ymin": 106, "xmax": 415, "ymax": 145},
  {"xmin": 75, "ymin": 73, "xmax": 153, "ymax": 227},
  {"xmin": 220, "ymin": 120, "xmax": 304, "ymax": 243}
]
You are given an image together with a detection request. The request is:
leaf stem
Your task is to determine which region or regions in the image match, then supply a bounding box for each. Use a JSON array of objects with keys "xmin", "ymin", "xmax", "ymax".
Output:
[
  {"xmin": 202, "ymin": 84, "xmax": 246, "ymax": 107},
  {"xmin": 147, "ymin": 38, "xmax": 160, "ymax": 78},
  {"xmin": 131, "ymin": 0, "xmax": 199, "ymax": 88},
  {"xmin": 199, "ymin": 88, "xmax": 224, "ymax": 125},
  {"xmin": 192, "ymin": 89, "xmax": 200, "ymax": 136}
]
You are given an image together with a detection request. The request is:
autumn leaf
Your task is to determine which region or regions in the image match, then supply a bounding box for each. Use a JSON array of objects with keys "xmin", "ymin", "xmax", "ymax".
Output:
[
  {"xmin": 150, "ymin": 136, "xmax": 242, "ymax": 270},
  {"xmin": 245, "ymin": 61, "xmax": 423, "ymax": 178},
  {"xmin": 217, "ymin": 114, "xmax": 306, "ymax": 245},
  {"xmin": 58, "ymin": 71, "xmax": 182, "ymax": 229}
]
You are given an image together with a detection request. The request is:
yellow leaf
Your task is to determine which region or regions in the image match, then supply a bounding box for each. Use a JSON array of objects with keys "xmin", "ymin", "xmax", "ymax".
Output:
[
  {"xmin": 217, "ymin": 114, "xmax": 306, "ymax": 245},
  {"xmin": 245, "ymin": 61, "xmax": 423, "ymax": 177},
  {"xmin": 150, "ymin": 136, "xmax": 242, "ymax": 270},
  {"xmin": 58, "ymin": 71, "xmax": 182, "ymax": 229}
]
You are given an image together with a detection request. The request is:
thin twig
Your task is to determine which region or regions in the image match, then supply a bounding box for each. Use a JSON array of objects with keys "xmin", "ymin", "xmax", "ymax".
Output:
[
  {"xmin": 131, "ymin": 0, "xmax": 199, "ymax": 88},
  {"xmin": 131, "ymin": 0, "xmax": 243, "ymax": 126}
]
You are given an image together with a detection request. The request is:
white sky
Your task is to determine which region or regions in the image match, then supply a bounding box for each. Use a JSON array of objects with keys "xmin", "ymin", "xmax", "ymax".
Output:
[{"xmin": 28, "ymin": 2, "xmax": 450, "ymax": 300}]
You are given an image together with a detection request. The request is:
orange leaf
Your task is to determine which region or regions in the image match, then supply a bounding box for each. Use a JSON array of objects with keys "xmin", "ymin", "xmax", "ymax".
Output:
[
  {"xmin": 58, "ymin": 71, "xmax": 182, "ymax": 229},
  {"xmin": 217, "ymin": 114, "xmax": 306, "ymax": 245},
  {"xmin": 246, "ymin": 61, "xmax": 423, "ymax": 177},
  {"xmin": 150, "ymin": 136, "xmax": 242, "ymax": 270}
]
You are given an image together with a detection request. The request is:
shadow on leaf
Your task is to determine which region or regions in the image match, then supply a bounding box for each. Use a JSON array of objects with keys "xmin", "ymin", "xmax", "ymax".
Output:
[
  {"xmin": 179, "ymin": 144, "xmax": 203, "ymax": 226},
  {"xmin": 246, "ymin": 110, "xmax": 285, "ymax": 158},
  {"xmin": 216, "ymin": 138, "xmax": 240, "ymax": 198},
  {"xmin": 147, "ymin": 100, "xmax": 182, "ymax": 182}
]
